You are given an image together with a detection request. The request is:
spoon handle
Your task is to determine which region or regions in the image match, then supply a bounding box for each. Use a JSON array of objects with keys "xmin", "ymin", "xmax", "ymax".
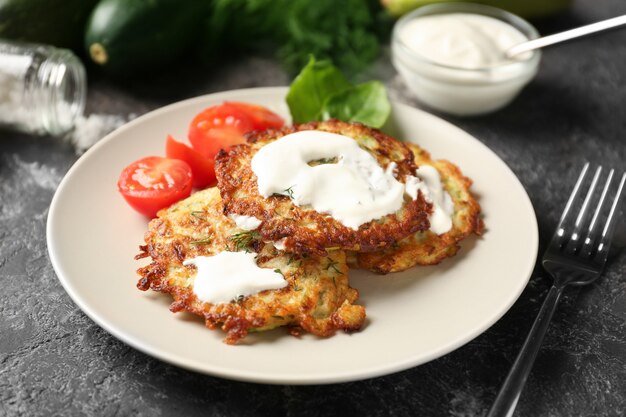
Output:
[{"xmin": 507, "ymin": 14, "xmax": 626, "ymax": 58}]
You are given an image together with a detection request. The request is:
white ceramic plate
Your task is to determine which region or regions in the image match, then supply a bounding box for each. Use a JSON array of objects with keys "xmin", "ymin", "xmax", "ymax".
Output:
[{"xmin": 47, "ymin": 87, "xmax": 538, "ymax": 385}]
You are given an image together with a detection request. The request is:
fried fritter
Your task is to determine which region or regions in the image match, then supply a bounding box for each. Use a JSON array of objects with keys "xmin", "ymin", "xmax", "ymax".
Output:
[
  {"xmin": 215, "ymin": 120, "xmax": 432, "ymax": 256},
  {"xmin": 135, "ymin": 187, "xmax": 365, "ymax": 344},
  {"xmin": 352, "ymin": 143, "xmax": 484, "ymax": 274}
]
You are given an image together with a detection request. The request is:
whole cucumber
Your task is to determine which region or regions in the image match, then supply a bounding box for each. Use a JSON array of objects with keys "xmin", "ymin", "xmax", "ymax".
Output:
[
  {"xmin": 382, "ymin": 0, "xmax": 573, "ymax": 19},
  {"xmin": 0, "ymin": 0, "xmax": 99, "ymax": 50},
  {"xmin": 84, "ymin": 0, "xmax": 208, "ymax": 76}
]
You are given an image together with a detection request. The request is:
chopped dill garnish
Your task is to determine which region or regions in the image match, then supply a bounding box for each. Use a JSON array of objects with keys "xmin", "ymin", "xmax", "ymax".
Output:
[
  {"xmin": 231, "ymin": 294, "xmax": 245, "ymax": 304},
  {"xmin": 190, "ymin": 237, "xmax": 211, "ymax": 245},
  {"xmin": 283, "ymin": 186, "xmax": 295, "ymax": 199},
  {"xmin": 230, "ymin": 230, "xmax": 261, "ymax": 252},
  {"xmin": 190, "ymin": 211, "xmax": 205, "ymax": 219},
  {"xmin": 307, "ymin": 157, "xmax": 338, "ymax": 166},
  {"xmin": 325, "ymin": 258, "xmax": 343, "ymax": 274},
  {"xmin": 274, "ymin": 268, "xmax": 284, "ymax": 276}
]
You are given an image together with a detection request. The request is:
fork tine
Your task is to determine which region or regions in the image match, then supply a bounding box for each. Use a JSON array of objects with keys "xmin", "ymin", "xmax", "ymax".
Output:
[
  {"xmin": 571, "ymin": 166, "xmax": 602, "ymax": 242},
  {"xmin": 586, "ymin": 169, "xmax": 614, "ymax": 238},
  {"xmin": 580, "ymin": 169, "xmax": 613, "ymax": 258},
  {"xmin": 595, "ymin": 171, "xmax": 626, "ymax": 259},
  {"xmin": 555, "ymin": 162, "xmax": 590, "ymax": 239}
]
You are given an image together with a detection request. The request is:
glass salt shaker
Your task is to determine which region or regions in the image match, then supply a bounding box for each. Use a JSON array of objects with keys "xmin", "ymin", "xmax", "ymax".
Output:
[{"xmin": 0, "ymin": 39, "xmax": 86, "ymax": 135}]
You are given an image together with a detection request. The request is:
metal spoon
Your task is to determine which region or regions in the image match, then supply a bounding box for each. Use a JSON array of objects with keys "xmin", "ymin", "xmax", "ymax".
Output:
[{"xmin": 506, "ymin": 14, "xmax": 626, "ymax": 58}]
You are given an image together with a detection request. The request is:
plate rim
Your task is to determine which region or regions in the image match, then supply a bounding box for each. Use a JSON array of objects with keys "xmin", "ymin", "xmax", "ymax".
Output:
[{"xmin": 47, "ymin": 86, "xmax": 538, "ymax": 384}]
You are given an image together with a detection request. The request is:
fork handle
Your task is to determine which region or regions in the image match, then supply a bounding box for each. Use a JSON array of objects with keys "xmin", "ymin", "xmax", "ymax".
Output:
[{"xmin": 487, "ymin": 283, "xmax": 565, "ymax": 417}]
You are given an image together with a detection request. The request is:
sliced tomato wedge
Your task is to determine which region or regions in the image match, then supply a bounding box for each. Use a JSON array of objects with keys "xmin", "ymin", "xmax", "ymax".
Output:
[
  {"xmin": 165, "ymin": 135, "xmax": 216, "ymax": 189},
  {"xmin": 117, "ymin": 156, "xmax": 192, "ymax": 218},
  {"xmin": 224, "ymin": 101, "xmax": 285, "ymax": 130},
  {"xmin": 188, "ymin": 102, "xmax": 285, "ymax": 162}
]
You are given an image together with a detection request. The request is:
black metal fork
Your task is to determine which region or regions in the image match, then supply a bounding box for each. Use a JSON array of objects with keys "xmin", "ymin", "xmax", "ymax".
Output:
[{"xmin": 487, "ymin": 163, "xmax": 626, "ymax": 417}]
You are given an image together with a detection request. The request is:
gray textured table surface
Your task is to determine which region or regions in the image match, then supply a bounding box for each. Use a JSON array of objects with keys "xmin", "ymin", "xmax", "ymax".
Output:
[{"xmin": 2, "ymin": 2, "xmax": 626, "ymax": 416}]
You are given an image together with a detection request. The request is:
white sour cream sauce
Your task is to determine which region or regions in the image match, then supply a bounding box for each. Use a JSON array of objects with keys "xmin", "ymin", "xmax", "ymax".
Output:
[
  {"xmin": 273, "ymin": 238, "xmax": 288, "ymax": 251},
  {"xmin": 406, "ymin": 165, "xmax": 454, "ymax": 234},
  {"xmin": 228, "ymin": 213, "xmax": 262, "ymax": 230},
  {"xmin": 252, "ymin": 131, "xmax": 407, "ymax": 230},
  {"xmin": 398, "ymin": 13, "xmax": 528, "ymax": 69},
  {"xmin": 392, "ymin": 12, "xmax": 538, "ymax": 115},
  {"xmin": 184, "ymin": 252, "xmax": 287, "ymax": 304},
  {"xmin": 251, "ymin": 130, "xmax": 454, "ymax": 233}
]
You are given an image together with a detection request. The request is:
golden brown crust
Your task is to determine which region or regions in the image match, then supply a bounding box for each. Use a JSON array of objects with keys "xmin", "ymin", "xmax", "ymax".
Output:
[
  {"xmin": 136, "ymin": 187, "xmax": 366, "ymax": 344},
  {"xmin": 215, "ymin": 120, "xmax": 432, "ymax": 256},
  {"xmin": 352, "ymin": 143, "xmax": 484, "ymax": 274}
]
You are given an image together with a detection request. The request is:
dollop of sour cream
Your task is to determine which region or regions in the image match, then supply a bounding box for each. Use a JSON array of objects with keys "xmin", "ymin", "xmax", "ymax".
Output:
[
  {"xmin": 228, "ymin": 213, "xmax": 262, "ymax": 231},
  {"xmin": 184, "ymin": 252, "xmax": 287, "ymax": 304},
  {"xmin": 273, "ymin": 238, "xmax": 288, "ymax": 251},
  {"xmin": 251, "ymin": 131, "xmax": 408, "ymax": 230},
  {"xmin": 405, "ymin": 165, "xmax": 454, "ymax": 235},
  {"xmin": 398, "ymin": 13, "xmax": 529, "ymax": 69}
]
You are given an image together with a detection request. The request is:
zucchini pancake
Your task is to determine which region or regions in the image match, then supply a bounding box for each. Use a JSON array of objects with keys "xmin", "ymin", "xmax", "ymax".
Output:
[
  {"xmin": 351, "ymin": 143, "xmax": 484, "ymax": 274},
  {"xmin": 134, "ymin": 119, "xmax": 482, "ymax": 344},
  {"xmin": 136, "ymin": 187, "xmax": 365, "ymax": 344},
  {"xmin": 215, "ymin": 120, "xmax": 432, "ymax": 256}
]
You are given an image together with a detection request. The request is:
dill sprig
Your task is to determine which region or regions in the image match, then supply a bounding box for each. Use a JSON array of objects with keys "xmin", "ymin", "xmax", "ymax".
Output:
[
  {"xmin": 230, "ymin": 230, "xmax": 261, "ymax": 252},
  {"xmin": 190, "ymin": 211, "xmax": 205, "ymax": 219},
  {"xmin": 190, "ymin": 237, "xmax": 211, "ymax": 245},
  {"xmin": 325, "ymin": 258, "xmax": 343, "ymax": 274},
  {"xmin": 283, "ymin": 186, "xmax": 295, "ymax": 199},
  {"xmin": 231, "ymin": 294, "xmax": 245, "ymax": 304}
]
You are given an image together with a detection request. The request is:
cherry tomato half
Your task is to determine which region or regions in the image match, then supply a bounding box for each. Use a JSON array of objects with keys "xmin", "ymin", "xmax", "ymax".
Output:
[
  {"xmin": 165, "ymin": 135, "xmax": 216, "ymax": 189},
  {"xmin": 188, "ymin": 102, "xmax": 284, "ymax": 162},
  {"xmin": 118, "ymin": 156, "xmax": 192, "ymax": 218},
  {"xmin": 188, "ymin": 103, "xmax": 254, "ymax": 160},
  {"xmin": 224, "ymin": 101, "xmax": 285, "ymax": 130}
]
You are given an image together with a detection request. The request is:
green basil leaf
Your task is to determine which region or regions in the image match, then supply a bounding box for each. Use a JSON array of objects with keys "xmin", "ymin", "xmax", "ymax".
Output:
[
  {"xmin": 321, "ymin": 81, "xmax": 390, "ymax": 128},
  {"xmin": 286, "ymin": 56, "xmax": 351, "ymax": 123}
]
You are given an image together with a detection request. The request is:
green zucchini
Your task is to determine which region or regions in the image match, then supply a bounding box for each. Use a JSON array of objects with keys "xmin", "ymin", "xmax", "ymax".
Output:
[
  {"xmin": 382, "ymin": 0, "xmax": 573, "ymax": 19},
  {"xmin": 0, "ymin": 0, "xmax": 99, "ymax": 50},
  {"xmin": 84, "ymin": 0, "xmax": 208, "ymax": 76}
]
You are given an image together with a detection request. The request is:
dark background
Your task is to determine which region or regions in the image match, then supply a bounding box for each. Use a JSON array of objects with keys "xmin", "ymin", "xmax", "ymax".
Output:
[{"xmin": 1, "ymin": 1, "xmax": 625, "ymax": 415}]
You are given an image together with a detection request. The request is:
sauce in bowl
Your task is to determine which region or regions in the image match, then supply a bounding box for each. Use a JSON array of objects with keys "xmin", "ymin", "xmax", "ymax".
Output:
[
  {"xmin": 398, "ymin": 13, "xmax": 529, "ymax": 69},
  {"xmin": 392, "ymin": 4, "xmax": 541, "ymax": 116}
]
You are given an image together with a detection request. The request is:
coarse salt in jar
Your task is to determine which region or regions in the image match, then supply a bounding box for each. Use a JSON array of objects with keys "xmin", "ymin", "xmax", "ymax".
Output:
[{"xmin": 0, "ymin": 40, "xmax": 86, "ymax": 135}]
